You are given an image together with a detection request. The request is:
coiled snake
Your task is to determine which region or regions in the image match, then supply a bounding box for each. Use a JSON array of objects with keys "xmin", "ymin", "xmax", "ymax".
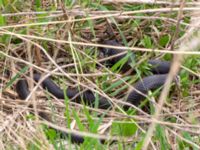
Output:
[{"xmin": 16, "ymin": 40, "xmax": 174, "ymax": 144}]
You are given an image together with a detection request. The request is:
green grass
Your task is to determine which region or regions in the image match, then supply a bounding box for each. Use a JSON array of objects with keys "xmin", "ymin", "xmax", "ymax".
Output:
[{"xmin": 0, "ymin": 0, "xmax": 200, "ymax": 150}]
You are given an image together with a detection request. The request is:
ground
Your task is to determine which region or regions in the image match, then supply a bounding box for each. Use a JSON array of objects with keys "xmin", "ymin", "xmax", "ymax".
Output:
[{"xmin": 0, "ymin": 0, "xmax": 200, "ymax": 149}]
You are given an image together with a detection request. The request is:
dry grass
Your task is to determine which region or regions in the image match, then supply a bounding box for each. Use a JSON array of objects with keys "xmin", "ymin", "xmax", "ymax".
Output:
[{"xmin": 0, "ymin": 0, "xmax": 200, "ymax": 149}]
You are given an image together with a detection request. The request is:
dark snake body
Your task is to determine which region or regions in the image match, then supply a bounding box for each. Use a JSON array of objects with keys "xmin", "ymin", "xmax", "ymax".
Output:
[
  {"xmin": 16, "ymin": 77, "xmax": 106, "ymax": 144},
  {"xmin": 124, "ymin": 74, "xmax": 168, "ymax": 110},
  {"xmin": 100, "ymin": 40, "xmax": 172, "ymax": 109},
  {"xmin": 100, "ymin": 40, "xmax": 171, "ymax": 74},
  {"xmin": 15, "ymin": 40, "xmax": 173, "ymax": 144},
  {"xmin": 34, "ymin": 74, "xmax": 111, "ymax": 109}
]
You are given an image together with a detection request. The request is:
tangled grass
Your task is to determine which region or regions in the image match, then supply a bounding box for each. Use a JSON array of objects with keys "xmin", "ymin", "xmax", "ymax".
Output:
[{"xmin": 0, "ymin": 0, "xmax": 200, "ymax": 149}]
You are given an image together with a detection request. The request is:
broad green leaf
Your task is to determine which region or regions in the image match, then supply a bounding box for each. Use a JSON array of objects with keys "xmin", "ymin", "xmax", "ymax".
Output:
[
  {"xmin": 65, "ymin": 0, "xmax": 74, "ymax": 7},
  {"xmin": 45, "ymin": 128, "xmax": 57, "ymax": 141},
  {"xmin": 26, "ymin": 114, "xmax": 35, "ymax": 120},
  {"xmin": 111, "ymin": 121, "xmax": 137, "ymax": 136},
  {"xmin": 35, "ymin": 0, "xmax": 41, "ymax": 8},
  {"xmin": 159, "ymin": 35, "xmax": 170, "ymax": 47},
  {"xmin": 141, "ymin": 35, "xmax": 152, "ymax": 48},
  {"xmin": 0, "ymin": 0, "xmax": 3, "ymax": 6},
  {"xmin": 37, "ymin": 13, "xmax": 49, "ymax": 22},
  {"xmin": 134, "ymin": 139, "xmax": 144, "ymax": 150},
  {"xmin": 0, "ymin": 14, "xmax": 5, "ymax": 26}
]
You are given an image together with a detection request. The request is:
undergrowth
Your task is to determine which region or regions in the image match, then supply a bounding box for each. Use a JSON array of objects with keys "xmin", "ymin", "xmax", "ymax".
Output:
[{"xmin": 0, "ymin": 0, "xmax": 200, "ymax": 150}]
